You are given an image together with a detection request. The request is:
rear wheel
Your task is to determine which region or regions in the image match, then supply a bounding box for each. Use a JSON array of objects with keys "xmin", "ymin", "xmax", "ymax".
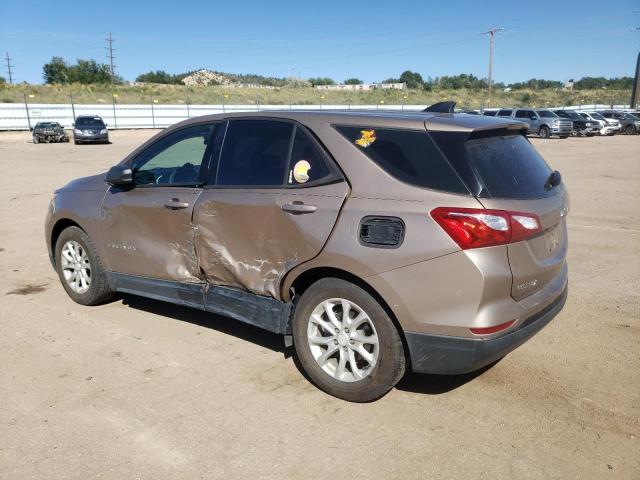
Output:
[
  {"xmin": 292, "ymin": 278, "xmax": 405, "ymax": 402},
  {"xmin": 538, "ymin": 126, "xmax": 550, "ymax": 139},
  {"xmin": 54, "ymin": 226, "xmax": 115, "ymax": 306}
]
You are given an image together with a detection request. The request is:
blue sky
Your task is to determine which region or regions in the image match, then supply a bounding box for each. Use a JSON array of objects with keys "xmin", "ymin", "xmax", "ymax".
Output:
[{"xmin": 1, "ymin": 0, "xmax": 638, "ymax": 84}]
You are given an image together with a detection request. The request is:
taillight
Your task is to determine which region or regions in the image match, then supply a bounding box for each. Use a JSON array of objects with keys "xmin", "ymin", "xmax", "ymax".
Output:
[{"xmin": 430, "ymin": 207, "xmax": 542, "ymax": 249}]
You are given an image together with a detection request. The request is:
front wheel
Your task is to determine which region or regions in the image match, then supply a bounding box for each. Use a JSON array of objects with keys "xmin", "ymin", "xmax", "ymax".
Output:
[
  {"xmin": 55, "ymin": 226, "xmax": 115, "ymax": 306},
  {"xmin": 538, "ymin": 126, "xmax": 550, "ymax": 139},
  {"xmin": 292, "ymin": 278, "xmax": 406, "ymax": 402},
  {"xmin": 624, "ymin": 125, "xmax": 636, "ymax": 135}
]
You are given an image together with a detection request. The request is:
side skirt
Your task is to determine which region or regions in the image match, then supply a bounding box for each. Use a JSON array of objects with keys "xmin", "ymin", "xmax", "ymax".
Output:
[{"xmin": 111, "ymin": 272, "xmax": 292, "ymax": 335}]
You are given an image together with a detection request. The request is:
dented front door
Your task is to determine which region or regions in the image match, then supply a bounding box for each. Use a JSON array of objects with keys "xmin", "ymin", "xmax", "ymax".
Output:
[
  {"xmin": 192, "ymin": 182, "xmax": 348, "ymax": 298},
  {"xmin": 101, "ymin": 187, "xmax": 203, "ymax": 281}
]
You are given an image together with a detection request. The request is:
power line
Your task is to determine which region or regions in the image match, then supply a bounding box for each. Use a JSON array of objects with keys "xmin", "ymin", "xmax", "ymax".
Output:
[
  {"xmin": 4, "ymin": 52, "xmax": 14, "ymax": 84},
  {"xmin": 105, "ymin": 32, "xmax": 116, "ymax": 83},
  {"xmin": 482, "ymin": 27, "xmax": 504, "ymax": 106}
]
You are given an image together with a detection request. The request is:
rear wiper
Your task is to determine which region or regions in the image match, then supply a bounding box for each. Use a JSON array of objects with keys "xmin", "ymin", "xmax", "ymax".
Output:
[{"xmin": 544, "ymin": 170, "xmax": 562, "ymax": 190}]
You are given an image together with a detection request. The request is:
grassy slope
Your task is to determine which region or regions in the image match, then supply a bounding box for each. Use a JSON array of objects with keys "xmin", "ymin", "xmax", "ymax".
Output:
[{"xmin": 0, "ymin": 83, "xmax": 632, "ymax": 108}]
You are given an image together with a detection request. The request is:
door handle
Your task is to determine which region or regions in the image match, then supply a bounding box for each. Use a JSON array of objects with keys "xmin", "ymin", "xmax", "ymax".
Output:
[
  {"xmin": 281, "ymin": 201, "xmax": 317, "ymax": 214},
  {"xmin": 164, "ymin": 198, "xmax": 190, "ymax": 210}
]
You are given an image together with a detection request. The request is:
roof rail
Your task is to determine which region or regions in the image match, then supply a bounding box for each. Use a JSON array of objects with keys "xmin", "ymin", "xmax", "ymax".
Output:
[{"xmin": 423, "ymin": 101, "xmax": 456, "ymax": 113}]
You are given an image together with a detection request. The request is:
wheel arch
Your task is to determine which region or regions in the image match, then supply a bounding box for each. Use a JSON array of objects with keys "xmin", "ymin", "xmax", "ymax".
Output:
[
  {"xmin": 50, "ymin": 218, "xmax": 86, "ymax": 266},
  {"xmin": 287, "ymin": 266, "xmax": 410, "ymax": 362}
]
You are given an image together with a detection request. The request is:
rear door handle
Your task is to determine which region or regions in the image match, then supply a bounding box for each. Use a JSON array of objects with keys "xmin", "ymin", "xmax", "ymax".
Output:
[
  {"xmin": 164, "ymin": 198, "xmax": 190, "ymax": 210},
  {"xmin": 281, "ymin": 201, "xmax": 317, "ymax": 214}
]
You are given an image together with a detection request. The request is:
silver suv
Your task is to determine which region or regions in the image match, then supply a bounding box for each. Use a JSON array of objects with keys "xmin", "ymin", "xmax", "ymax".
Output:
[{"xmin": 496, "ymin": 108, "xmax": 572, "ymax": 139}]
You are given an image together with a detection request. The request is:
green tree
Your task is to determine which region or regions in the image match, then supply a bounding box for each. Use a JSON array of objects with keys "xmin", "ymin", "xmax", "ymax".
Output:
[
  {"xmin": 344, "ymin": 78, "xmax": 363, "ymax": 85},
  {"xmin": 308, "ymin": 77, "xmax": 335, "ymax": 86},
  {"xmin": 68, "ymin": 59, "xmax": 113, "ymax": 83},
  {"xmin": 135, "ymin": 70, "xmax": 182, "ymax": 84},
  {"xmin": 43, "ymin": 57, "xmax": 69, "ymax": 84},
  {"xmin": 0, "ymin": 75, "xmax": 6, "ymax": 84},
  {"xmin": 399, "ymin": 70, "xmax": 424, "ymax": 89}
]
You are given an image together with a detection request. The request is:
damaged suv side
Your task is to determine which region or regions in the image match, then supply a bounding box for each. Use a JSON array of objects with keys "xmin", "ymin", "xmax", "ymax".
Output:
[{"xmin": 46, "ymin": 110, "xmax": 568, "ymax": 402}]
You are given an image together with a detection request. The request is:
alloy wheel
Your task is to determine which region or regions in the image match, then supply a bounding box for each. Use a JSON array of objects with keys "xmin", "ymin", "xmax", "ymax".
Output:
[
  {"xmin": 60, "ymin": 240, "xmax": 91, "ymax": 294},
  {"xmin": 307, "ymin": 298, "xmax": 379, "ymax": 382}
]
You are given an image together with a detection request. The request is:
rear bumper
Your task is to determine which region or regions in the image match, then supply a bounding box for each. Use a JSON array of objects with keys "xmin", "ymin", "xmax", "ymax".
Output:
[{"xmin": 405, "ymin": 285, "xmax": 567, "ymax": 375}]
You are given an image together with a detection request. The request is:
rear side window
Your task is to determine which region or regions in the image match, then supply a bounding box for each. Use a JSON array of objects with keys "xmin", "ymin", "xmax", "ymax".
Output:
[
  {"xmin": 216, "ymin": 120, "xmax": 293, "ymax": 186},
  {"xmin": 465, "ymin": 134, "xmax": 553, "ymax": 199},
  {"xmin": 514, "ymin": 110, "xmax": 529, "ymax": 118},
  {"xmin": 497, "ymin": 109, "xmax": 513, "ymax": 117},
  {"xmin": 335, "ymin": 126, "xmax": 468, "ymax": 194},
  {"xmin": 287, "ymin": 127, "xmax": 330, "ymax": 185}
]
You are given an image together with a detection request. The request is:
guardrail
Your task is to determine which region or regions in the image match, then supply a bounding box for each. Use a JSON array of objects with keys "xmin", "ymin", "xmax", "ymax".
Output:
[
  {"xmin": 0, "ymin": 103, "xmax": 428, "ymax": 131},
  {"xmin": 1, "ymin": 103, "xmax": 635, "ymax": 131}
]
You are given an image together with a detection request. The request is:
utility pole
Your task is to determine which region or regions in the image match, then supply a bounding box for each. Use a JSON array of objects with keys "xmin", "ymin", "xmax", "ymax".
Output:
[
  {"xmin": 105, "ymin": 32, "xmax": 116, "ymax": 84},
  {"xmin": 483, "ymin": 27, "xmax": 504, "ymax": 106},
  {"xmin": 4, "ymin": 52, "xmax": 14, "ymax": 84}
]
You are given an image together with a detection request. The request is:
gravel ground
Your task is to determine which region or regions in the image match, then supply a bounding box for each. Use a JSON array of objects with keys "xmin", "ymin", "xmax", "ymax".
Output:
[{"xmin": 0, "ymin": 129, "xmax": 638, "ymax": 479}]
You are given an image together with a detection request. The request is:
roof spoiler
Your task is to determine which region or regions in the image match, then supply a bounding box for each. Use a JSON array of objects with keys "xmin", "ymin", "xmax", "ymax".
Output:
[{"xmin": 423, "ymin": 101, "xmax": 456, "ymax": 113}]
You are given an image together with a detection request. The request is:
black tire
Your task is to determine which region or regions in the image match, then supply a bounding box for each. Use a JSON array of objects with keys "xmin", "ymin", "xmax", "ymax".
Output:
[
  {"xmin": 624, "ymin": 125, "xmax": 635, "ymax": 135},
  {"xmin": 33, "ymin": 136, "xmax": 39, "ymax": 144},
  {"xmin": 54, "ymin": 226, "xmax": 115, "ymax": 306},
  {"xmin": 74, "ymin": 140, "xmax": 79, "ymax": 145},
  {"xmin": 292, "ymin": 278, "xmax": 406, "ymax": 402},
  {"xmin": 538, "ymin": 126, "xmax": 550, "ymax": 139}
]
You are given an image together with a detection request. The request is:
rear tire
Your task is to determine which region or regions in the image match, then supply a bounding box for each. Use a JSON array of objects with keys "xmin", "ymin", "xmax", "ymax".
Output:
[
  {"xmin": 292, "ymin": 278, "xmax": 405, "ymax": 402},
  {"xmin": 54, "ymin": 226, "xmax": 115, "ymax": 306},
  {"xmin": 538, "ymin": 126, "xmax": 550, "ymax": 139}
]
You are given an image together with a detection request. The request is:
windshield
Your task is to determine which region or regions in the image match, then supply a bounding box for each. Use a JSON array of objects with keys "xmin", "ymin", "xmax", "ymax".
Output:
[
  {"xmin": 562, "ymin": 111, "xmax": 582, "ymax": 120},
  {"xmin": 76, "ymin": 117, "xmax": 105, "ymax": 127},
  {"xmin": 464, "ymin": 134, "xmax": 553, "ymax": 199},
  {"xmin": 537, "ymin": 110, "xmax": 558, "ymax": 118}
]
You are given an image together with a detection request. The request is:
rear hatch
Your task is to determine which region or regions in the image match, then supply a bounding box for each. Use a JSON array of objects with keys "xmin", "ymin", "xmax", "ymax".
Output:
[{"xmin": 431, "ymin": 128, "xmax": 568, "ymax": 301}]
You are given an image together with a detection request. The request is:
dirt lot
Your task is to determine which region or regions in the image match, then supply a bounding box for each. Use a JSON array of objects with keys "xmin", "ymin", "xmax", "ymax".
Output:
[{"xmin": 0, "ymin": 130, "xmax": 638, "ymax": 479}]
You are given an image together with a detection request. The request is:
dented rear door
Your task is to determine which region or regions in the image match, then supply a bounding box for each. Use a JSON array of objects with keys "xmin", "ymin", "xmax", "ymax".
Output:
[{"xmin": 192, "ymin": 118, "xmax": 348, "ymax": 299}]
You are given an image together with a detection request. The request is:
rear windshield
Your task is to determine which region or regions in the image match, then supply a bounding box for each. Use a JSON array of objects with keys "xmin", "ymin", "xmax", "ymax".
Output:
[
  {"xmin": 334, "ymin": 126, "xmax": 469, "ymax": 194},
  {"xmin": 465, "ymin": 134, "xmax": 553, "ymax": 199}
]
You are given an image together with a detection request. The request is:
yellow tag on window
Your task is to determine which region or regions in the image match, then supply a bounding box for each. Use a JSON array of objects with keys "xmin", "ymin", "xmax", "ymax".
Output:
[{"xmin": 355, "ymin": 129, "xmax": 376, "ymax": 148}]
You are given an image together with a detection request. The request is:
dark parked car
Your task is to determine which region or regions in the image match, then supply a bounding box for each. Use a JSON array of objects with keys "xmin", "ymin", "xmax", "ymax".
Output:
[
  {"xmin": 32, "ymin": 121, "xmax": 69, "ymax": 143},
  {"xmin": 73, "ymin": 116, "xmax": 109, "ymax": 144},
  {"xmin": 598, "ymin": 111, "xmax": 640, "ymax": 135},
  {"xmin": 552, "ymin": 110, "xmax": 598, "ymax": 136},
  {"xmin": 46, "ymin": 111, "xmax": 568, "ymax": 402}
]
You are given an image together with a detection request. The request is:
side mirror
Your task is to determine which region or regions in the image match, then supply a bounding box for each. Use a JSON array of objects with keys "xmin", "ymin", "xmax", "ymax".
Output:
[
  {"xmin": 105, "ymin": 165, "xmax": 133, "ymax": 187},
  {"xmin": 531, "ymin": 115, "xmax": 538, "ymax": 120}
]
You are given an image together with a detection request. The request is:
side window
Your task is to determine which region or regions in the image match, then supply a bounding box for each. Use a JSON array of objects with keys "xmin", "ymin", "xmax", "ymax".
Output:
[
  {"xmin": 132, "ymin": 124, "xmax": 215, "ymax": 186},
  {"xmin": 335, "ymin": 126, "xmax": 468, "ymax": 194},
  {"xmin": 514, "ymin": 110, "xmax": 528, "ymax": 119},
  {"xmin": 497, "ymin": 109, "xmax": 513, "ymax": 117},
  {"xmin": 216, "ymin": 120, "xmax": 293, "ymax": 186},
  {"xmin": 287, "ymin": 127, "xmax": 330, "ymax": 185}
]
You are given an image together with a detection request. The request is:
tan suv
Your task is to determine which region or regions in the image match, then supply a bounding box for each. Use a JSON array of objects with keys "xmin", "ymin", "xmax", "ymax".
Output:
[{"xmin": 45, "ymin": 110, "xmax": 569, "ymax": 402}]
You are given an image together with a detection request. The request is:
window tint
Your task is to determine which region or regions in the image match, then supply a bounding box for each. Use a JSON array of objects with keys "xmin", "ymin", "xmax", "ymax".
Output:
[
  {"xmin": 465, "ymin": 134, "xmax": 553, "ymax": 199},
  {"xmin": 497, "ymin": 109, "xmax": 513, "ymax": 117},
  {"xmin": 514, "ymin": 110, "xmax": 529, "ymax": 118},
  {"xmin": 287, "ymin": 127, "xmax": 330, "ymax": 185},
  {"xmin": 217, "ymin": 120, "xmax": 293, "ymax": 186},
  {"xmin": 537, "ymin": 110, "xmax": 557, "ymax": 118},
  {"xmin": 132, "ymin": 123, "xmax": 215, "ymax": 186},
  {"xmin": 76, "ymin": 117, "xmax": 105, "ymax": 127},
  {"xmin": 335, "ymin": 126, "xmax": 468, "ymax": 194}
]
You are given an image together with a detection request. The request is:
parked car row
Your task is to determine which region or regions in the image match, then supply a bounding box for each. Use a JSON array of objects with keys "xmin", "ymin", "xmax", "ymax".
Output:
[
  {"xmin": 481, "ymin": 108, "xmax": 639, "ymax": 138},
  {"xmin": 31, "ymin": 115, "xmax": 110, "ymax": 145}
]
